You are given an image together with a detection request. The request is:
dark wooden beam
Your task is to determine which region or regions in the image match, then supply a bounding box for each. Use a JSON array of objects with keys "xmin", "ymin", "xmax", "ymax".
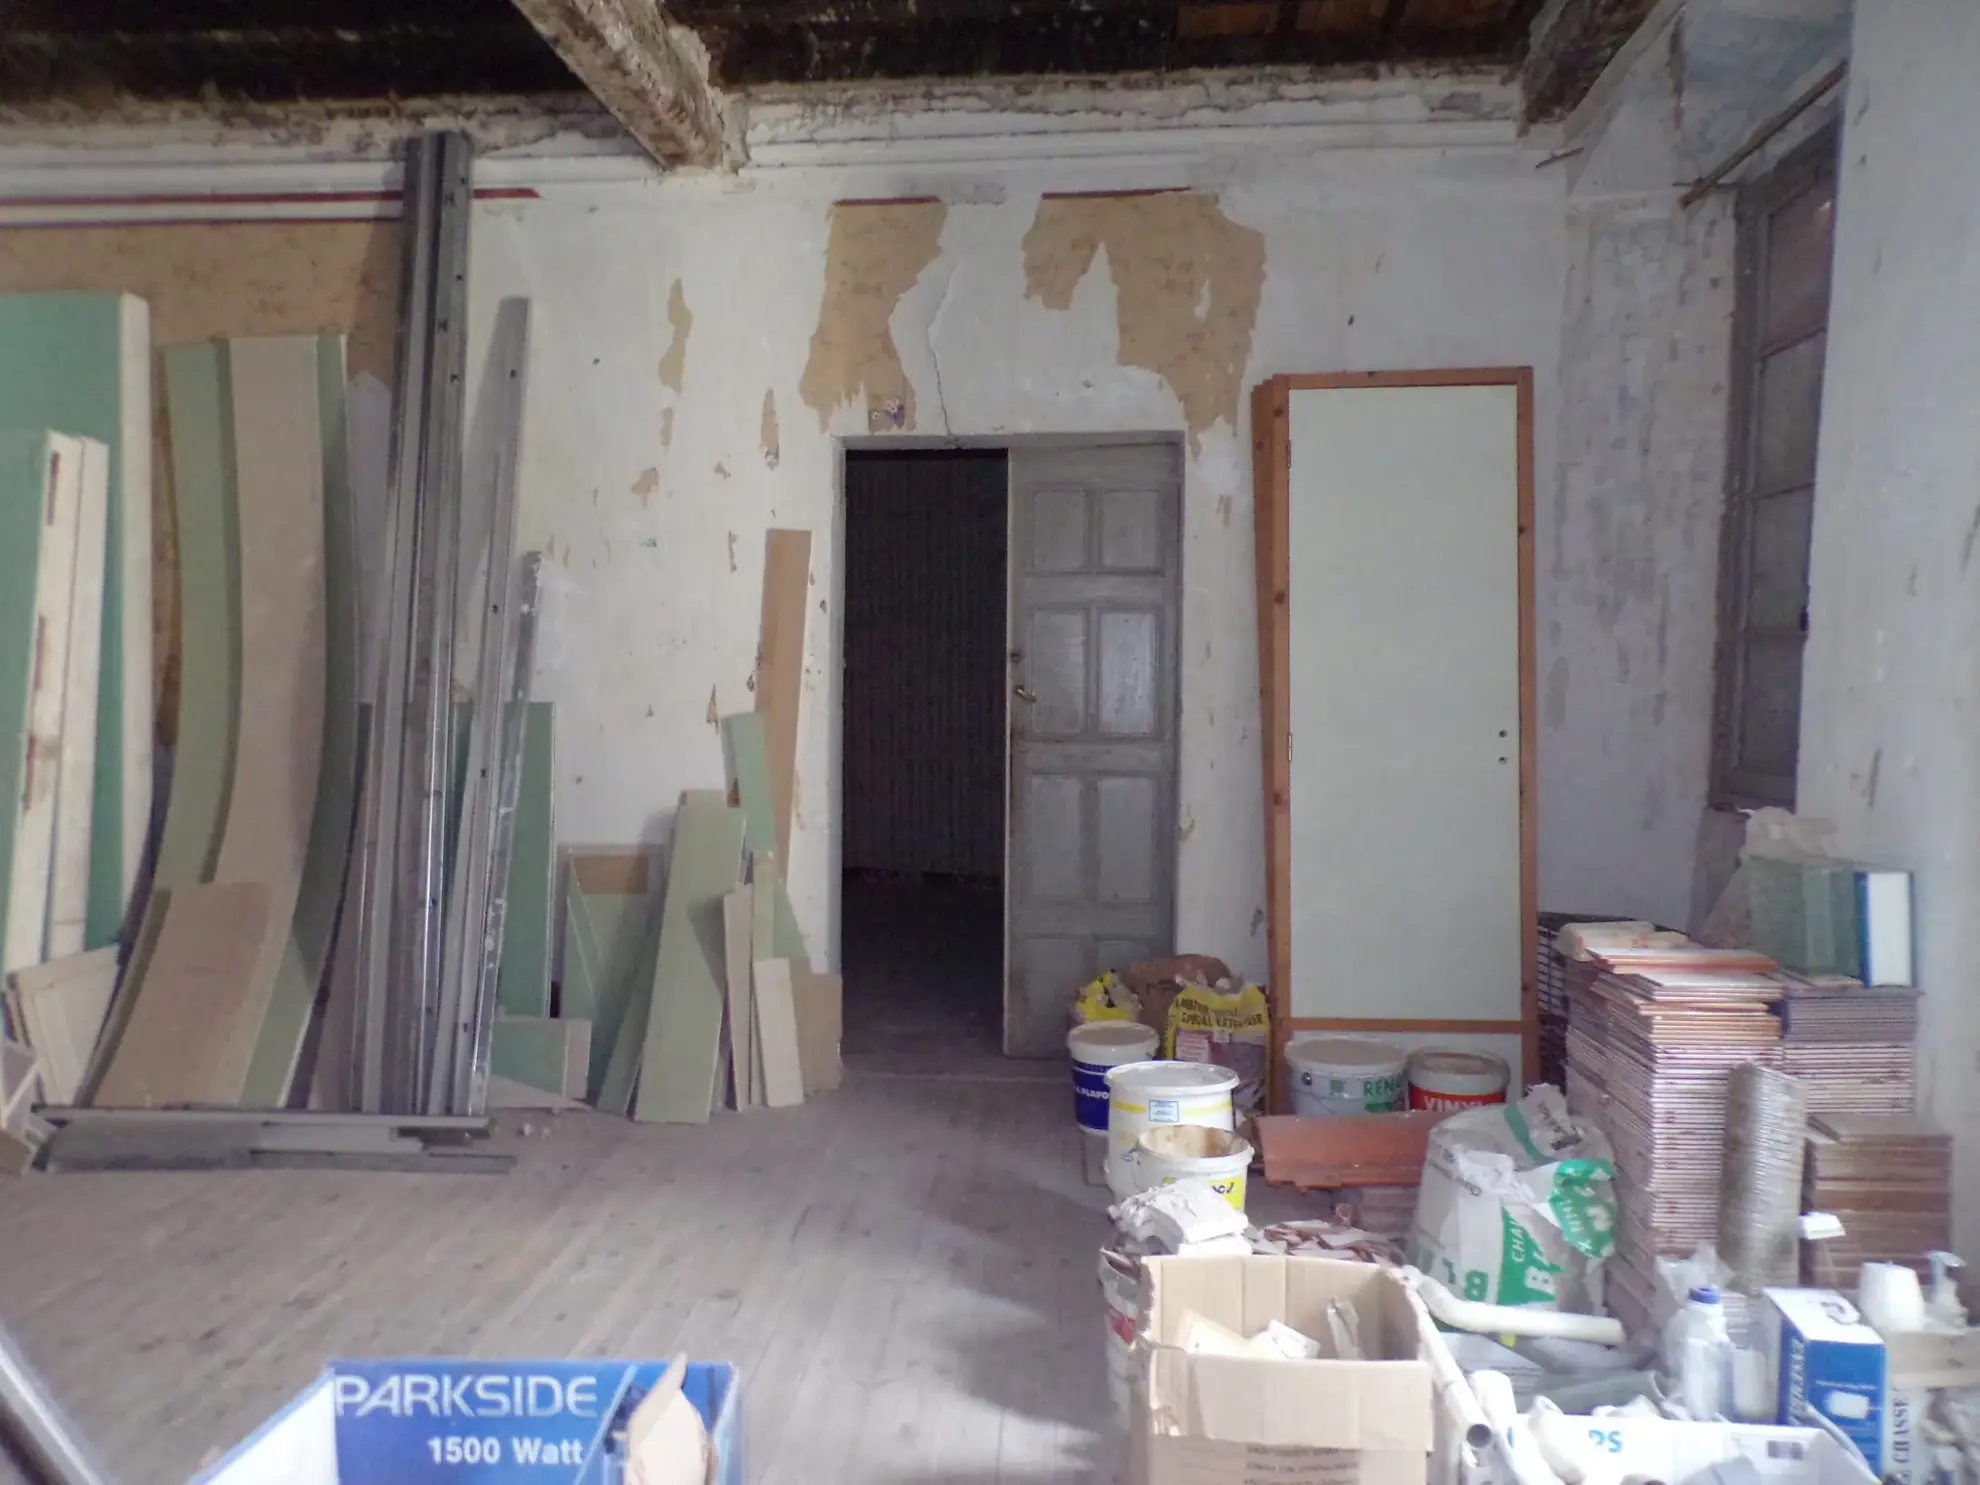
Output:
[
  {"xmin": 703, "ymin": 10, "xmax": 1513, "ymax": 85},
  {"xmin": 509, "ymin": 0, "xmax": 724, "ymax": 167},
  {"xmin": 0, "ymin": 20, "xmax": 579, "ymax": 101},
  {"xmin": 1520, "ymin": 0, "xmax": 1659, "ymax": 120}
]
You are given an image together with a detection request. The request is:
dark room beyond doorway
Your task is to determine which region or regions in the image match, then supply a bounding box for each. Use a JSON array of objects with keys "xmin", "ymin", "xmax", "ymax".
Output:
[{"xmin": 840, "ymin": 449, "xmax": 1009, "ymax": 1064}]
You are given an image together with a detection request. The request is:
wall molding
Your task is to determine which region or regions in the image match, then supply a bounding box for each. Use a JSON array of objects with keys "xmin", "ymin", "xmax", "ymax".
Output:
[{"xmin": 0, "ymin": 151, "xmax": 661, "ymax": 227}]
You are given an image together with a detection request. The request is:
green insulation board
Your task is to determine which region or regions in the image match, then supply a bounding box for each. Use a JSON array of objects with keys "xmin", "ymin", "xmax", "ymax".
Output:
[{"xmin": 0, "ymin": 294, "xmax": 152, "ymax": 951}]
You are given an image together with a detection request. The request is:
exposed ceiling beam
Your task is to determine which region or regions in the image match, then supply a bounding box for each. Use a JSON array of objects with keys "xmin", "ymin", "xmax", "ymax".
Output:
[
  {"xmin": 509, "ymin": 0, "xmax": 724, "ymax": 168},
  {"xmin": 704, "ymin": 13, "xmax": 1517, "ymax": 85},
  {"xmin": 1520, "ymin": 0, "xmax": 1659, "ymax": 120}
]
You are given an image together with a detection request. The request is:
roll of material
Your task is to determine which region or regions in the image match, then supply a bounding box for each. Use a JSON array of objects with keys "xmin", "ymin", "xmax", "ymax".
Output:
[{"xmin": 1719, "ymin": 1062, "xmax": 1808, "ymax": 1294}]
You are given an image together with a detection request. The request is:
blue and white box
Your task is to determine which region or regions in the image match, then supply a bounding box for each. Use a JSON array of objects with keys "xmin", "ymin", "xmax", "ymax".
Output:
[
  {"xmin": 193, "ymin": 1359, "xmax": 741, "ymax": 1485},
  {"xmin": 1764, "ymin": 1289, "xmax": 1887, "ymax": 1473}
]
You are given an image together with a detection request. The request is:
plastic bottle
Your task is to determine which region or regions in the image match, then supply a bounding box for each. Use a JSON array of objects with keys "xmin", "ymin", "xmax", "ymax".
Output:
[
  {"xmin": 1676, "ymin": 1286, "xmax": 1734, "ymax": 1421},
  {"xmin": 1925, "ymin": 1251, "xmax": 1968, "ymax": 1333}
]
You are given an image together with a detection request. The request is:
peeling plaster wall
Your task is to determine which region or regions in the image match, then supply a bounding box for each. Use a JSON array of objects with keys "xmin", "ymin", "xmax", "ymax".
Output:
[
  {"xmin": 461, "ymin": 132, "xmax": 1565, "ymax": 978},
  {"xmin": 1543, "ymin": 1, "xmax": 1850, "ymax": 931},
  {"xmin": 1547, "ymin": 195, "xmax": 1731, "ymax": 930},
  {"xmin": 1545, "ymin": 18, "xmax": 1733, "ymax": 931},
  {"xmin": 1798, "ymin": 0, "xmax": 1980, "ymax": 1247}
]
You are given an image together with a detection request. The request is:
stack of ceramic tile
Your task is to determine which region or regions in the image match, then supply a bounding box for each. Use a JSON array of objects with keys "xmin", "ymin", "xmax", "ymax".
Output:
[
  {"xmin": 1563, "ymin": 961, "xmax": 1611, "ymax": 1124},
  {"xmin": 1555, "ymin": 923, "xmax": 1698, "ymax": 1124},
  {"xmin": 1803, "ymin": 1113, "xmax": 1950, "ymax": 1288},
  {"xmin": 1568, "ymin": 945, "xmax": 1788, "ymax": 1330},
  {"xmin": 1775, "ymin": 982, "xmax": 1918, "ymax": 1115}
]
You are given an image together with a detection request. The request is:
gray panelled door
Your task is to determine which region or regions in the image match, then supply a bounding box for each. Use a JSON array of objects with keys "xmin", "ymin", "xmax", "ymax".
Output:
[{"xmin": 1006, "ymin": 443, "xmax": 1181, "ymax": 1056}]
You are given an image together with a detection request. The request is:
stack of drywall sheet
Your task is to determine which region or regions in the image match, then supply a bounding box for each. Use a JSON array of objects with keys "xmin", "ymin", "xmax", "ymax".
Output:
[
  {"xmin": 87, "ymin": 335, "xmax": 345, "ymax": 1112},
  {"xmin": 2, "ymin": 142, "xmax": 543, "ymax": 1176},
  {"xmin": 578, "ymin": 530, "xmax": 841, "ymax": 1124},
  {"xmin": 557, "ymin": 849, "xmax": 660, "ymax": 1104},
  {"xmin": 0, "ymin": 292, "xmax": 149, "ymax": 1170},
  {"xmin": 0, "ymin": 294, "xmax": 152, "ymax": 956},
  {"xmin": 1803, "ymin": 1114, "xmax": 1951, "ymax": 1287},
  {"xmin": 0, "ymin": 428, "xmax": 116, "ymax": 1164}
]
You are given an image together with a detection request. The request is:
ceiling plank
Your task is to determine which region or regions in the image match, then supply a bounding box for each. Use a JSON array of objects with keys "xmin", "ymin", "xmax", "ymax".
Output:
[
  {"xmin": 703, "ymin": 11, "xmax": 1505, "ymax": 84},
  {"xmin": 509, "ymin": 0, "xmax": 723, "ymax": 168},
  {"xmin": 1520, "ymin": 0, "xmax": 1659, "ymax": 121}
]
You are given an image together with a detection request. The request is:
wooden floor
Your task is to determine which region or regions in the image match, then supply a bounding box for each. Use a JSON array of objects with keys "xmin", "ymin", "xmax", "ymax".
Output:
[
  {"xmin": 1, "ymin": 1065, "xmax": 1123, "ymax": 1484},
  {"xmin": 842, "ymin": 872, "xmax": 1003, "ymax": 1060}
]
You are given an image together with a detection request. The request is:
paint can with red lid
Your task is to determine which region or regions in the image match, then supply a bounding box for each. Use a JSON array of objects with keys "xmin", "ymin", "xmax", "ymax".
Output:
[{"xmin": 1407, "ymin": 1049, "xmax": 1511, "ymax": 1111}]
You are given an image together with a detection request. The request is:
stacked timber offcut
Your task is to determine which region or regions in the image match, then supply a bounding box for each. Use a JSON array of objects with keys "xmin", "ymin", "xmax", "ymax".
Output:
[
  {"xmin": 1803, "ymin": 1113, "xmax": 1951, "ymax": 1288},
  {"xmin": 1563, "ymin": 943, "xmax": 1788, "ymax": 1331},
  {"xmin": 531, "ymin": 530, "xmax": 842, "ymax": 1124}
]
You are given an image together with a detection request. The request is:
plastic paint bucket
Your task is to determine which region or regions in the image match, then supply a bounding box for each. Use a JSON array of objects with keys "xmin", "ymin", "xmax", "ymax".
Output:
[
  {"xmin": 1119, "ymin": 1124, "xmax": 1253, "ymax": 1211},
  {"xmin": 1104, "ymin": 1059, "xmax": 1238, "ymax": 1198},
  {"xmin": 1067, "ymin": 1020, "xmax": 1160, "ymax": 1133},
  {"xmin": 1099, "ymin": 1249, "xmax": 1141, "ymax": 1429},
  {"xmin": 1284, "ymin": 1036, "xmax": 1407, "ymax": 1117},
  {"xmin": 1407, "ymin": 1049, "xmax": 1512, "ymax": 1112}
]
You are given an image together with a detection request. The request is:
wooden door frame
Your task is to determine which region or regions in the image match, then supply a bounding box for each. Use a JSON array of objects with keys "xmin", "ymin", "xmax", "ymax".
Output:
[
  {"xmin": 831, "ymin": 433, "xmax": 1184, "ymax": 1056},
  {"xmin": 1250, "ymin": 369, "xmax": 1538, "ymax": 1108}
]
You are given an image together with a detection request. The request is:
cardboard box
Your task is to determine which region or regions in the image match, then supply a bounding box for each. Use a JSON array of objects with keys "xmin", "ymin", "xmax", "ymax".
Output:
[
  {"xmin": 1883, "ymin": 1328, "xmax": 1980, "ymax": 1485},
  {"xmin": 1567, "ymin": 1416, "xmax": 1876, "ymax": 1485},
  {"xmin": 191, "ymin": 1359, "xmax": 741, "ymax": 1485},
  {"xmin": 1764, "ymin": 1289, "xmax": 1887, "ymax": 1472},
  {"xmin": 1134, "ymin": 1255, "xmax": 1436, "ymax": 1485}
]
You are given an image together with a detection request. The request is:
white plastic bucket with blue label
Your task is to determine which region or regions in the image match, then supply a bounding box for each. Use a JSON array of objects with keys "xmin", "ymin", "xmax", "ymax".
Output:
[
  {"xmin": 1066, "ymin": 1021, "xmax": 1159, "ymax": 1132},
  {"xmin": 1102, "ymin": 1059, "xmax": 1238, "ymax": 1199}
]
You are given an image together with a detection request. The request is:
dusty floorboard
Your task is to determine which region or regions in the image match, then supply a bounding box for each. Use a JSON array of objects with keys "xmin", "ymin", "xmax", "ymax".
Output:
[{"xmin": 0, "ymin": 1071, "xmax": 1123, "ymax": 1484}]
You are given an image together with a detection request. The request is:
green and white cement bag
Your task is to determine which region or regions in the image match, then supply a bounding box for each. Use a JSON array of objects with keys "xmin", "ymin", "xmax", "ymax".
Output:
[{"xmin": 1410, "ymin": 1084, "xmax": 1617, "ymax": 1314}]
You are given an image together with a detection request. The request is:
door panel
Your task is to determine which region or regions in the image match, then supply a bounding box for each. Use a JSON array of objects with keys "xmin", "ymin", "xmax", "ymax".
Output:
[
  {"xmin": 1097, "ymin": 610, "xmax": 1158, "ymax": 736},
  {"xmin": 1285, "ymin": 384, "xmax": 1522, "ymax": 1024},
  {"xmin": 1030, "ymin": 489, "xmax": 1089, "ymax": 571},
  {"xmin": 1096, "ymin": 776, "xmax": 1159, "ymax": 904},
  {"xmin": 1006, "ymin": 443, "xmax": 1181, "ymax": 1056},
  {"xmin": 1024, "ymin": 773, "xmax": 1086, "ymax": 902},
  {"xmin": 1027, "ymin": 610, "xmax": 1088, "ymax": 735},
  {"xmin": 1100, "ymin": 487, "xmax": 1164, "ymax": 570}
]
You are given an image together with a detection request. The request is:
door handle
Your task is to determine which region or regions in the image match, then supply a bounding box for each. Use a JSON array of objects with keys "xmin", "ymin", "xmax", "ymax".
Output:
[{"xmin": 1013, "ymin": 685, "xmax": 1037, "ymax": 704}]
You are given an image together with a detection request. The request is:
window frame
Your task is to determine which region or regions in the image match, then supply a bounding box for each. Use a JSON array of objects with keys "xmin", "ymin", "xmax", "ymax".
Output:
[{"xmin": 1710, "ymin": 121, "xmax": 1841, "ymax": 811}]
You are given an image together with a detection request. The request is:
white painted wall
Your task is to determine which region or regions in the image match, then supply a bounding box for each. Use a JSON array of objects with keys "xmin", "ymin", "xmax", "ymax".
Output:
[
  {"xmin": 459, "ymin": 111, "xmax": 1567, "ymax": 982},
  {"xmin": 1542, "ymin": 0, "xmax": 1850, "ymax": 932},
  {"xmin": 1546, "ymin": 186, "xmax": 1733, "ymax": 931},
  {"xmin": 1799, "ymin": 0, "xmax": 1980, "ymax": 1247}
]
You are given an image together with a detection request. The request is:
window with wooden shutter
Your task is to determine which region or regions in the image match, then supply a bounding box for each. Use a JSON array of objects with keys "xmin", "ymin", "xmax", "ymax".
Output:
[{"xmin": 1712, "ymin": 124, "xmax": 1839, "ymax": 809}]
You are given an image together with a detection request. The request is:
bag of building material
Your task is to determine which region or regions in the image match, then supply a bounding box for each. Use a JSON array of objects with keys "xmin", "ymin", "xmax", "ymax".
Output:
[
  {"xmin": 1164, "ymin": 977, "xmax": 1271, "ymax": 1115},
  {"xmin": 1124, "ymin": 954, "xmax": 1232, "ymax": 1041},
  {"xmin": 1070, "ymin": 970, "xmax": 1140, "ymax": 1026},
  {"xmin": 1411, "ymin": 1084, "xmax": 1617, "ymax": 1314}
]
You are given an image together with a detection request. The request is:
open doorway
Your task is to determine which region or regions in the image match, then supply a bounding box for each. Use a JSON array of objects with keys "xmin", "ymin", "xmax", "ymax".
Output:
[{"xmin": 840, "ymin": 449, "xmax": 1009, "ymax": 1062}]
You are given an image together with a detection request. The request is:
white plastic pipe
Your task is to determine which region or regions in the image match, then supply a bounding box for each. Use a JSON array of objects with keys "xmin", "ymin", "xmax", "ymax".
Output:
[
  {"xmin": 1474, "ymin": 1370, "xmax": 1566, "ymax": 1485},
  {"xmin": 1529, "ymin": 1397, "xmax": 1622, "ymax": 1485},
  {"xmin": 1406, "ymin": 1270, "xmax": 1628, "ymax": 1347},
  {"xmin": 1403, "ymin": 1269, "xmax": 1494, "ymax": 1485}
]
